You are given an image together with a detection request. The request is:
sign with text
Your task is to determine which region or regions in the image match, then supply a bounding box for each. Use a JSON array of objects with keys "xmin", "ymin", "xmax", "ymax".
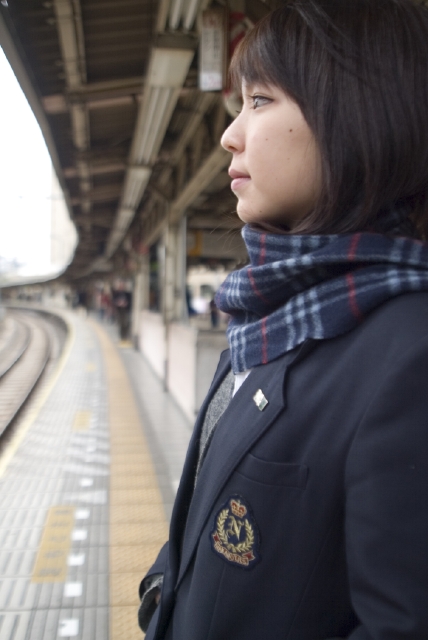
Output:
[{"xmin": 199, "ymin": 9, "xmax": 227, "ymax": 91}]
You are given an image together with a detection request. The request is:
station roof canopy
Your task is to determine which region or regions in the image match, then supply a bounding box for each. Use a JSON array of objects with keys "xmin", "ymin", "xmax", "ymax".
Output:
[{"xmin": 0, "ymin": 0, "xmax": 275, "ymax": 281}]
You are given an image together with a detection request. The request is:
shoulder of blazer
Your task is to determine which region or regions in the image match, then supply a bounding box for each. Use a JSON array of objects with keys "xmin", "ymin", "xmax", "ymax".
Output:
[
  {"xmin": 363, "ymin": 291, "xmax": 428, "ymax": 335},
  {"xmin": 343, "ymin": 291, "xmax": 428, "ymax": 358}
]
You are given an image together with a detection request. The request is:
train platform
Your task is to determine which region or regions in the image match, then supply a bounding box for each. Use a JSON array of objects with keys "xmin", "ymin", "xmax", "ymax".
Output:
[{"xmin": 0, "ymin": 309, "xmax": 193, "ymax": 640}]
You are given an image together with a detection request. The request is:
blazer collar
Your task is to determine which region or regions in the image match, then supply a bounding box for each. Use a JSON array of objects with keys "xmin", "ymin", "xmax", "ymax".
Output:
[{"xmin": 175, "ymin": 340, "xmax": 316, "ymax": 588}]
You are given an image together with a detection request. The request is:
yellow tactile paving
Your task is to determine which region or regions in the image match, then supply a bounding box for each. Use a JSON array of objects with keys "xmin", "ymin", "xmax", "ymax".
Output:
[
  {"xmin": 110, "ymin": 522, "xmax": 169, "ymax": 546},
  {"xmin": 110, "ymin": 475, "xmax": 160, "ymax": 490},
  {"xmin": 110, "ymin": 544, "xmax": 167, "ymax": 573},
  {"xmin": 110, "ymin": 488, "xmax": 165, "ymax": 505},
  {"xmin": 109, "ymin": 446, "xmax": 152, "ymax": 457},
  {"xmin": 110, "ymin": 462, "xmax": 156, "ymax": 476},
  {"xmin": 110, "ymin": 504, "xmax": 167, "ymax": 524},
  {"xmin": 110, "ymin": 437, "xmax": 153, "ymax": 447},
  {"xmin": 109, "ymin": 439, "xmax": 151, "ymax": 449},
  {"xmin": 111, "ymin": 606, "xmax": 144, "ymax": 640},
  {"xmin": 72, "ymin": 410, "xmax": 92, "ymax": 431},
  {"xmin": 31, "ymin": 506, "xmax": 75, "ymax": 583},
  {"xmin": 110, "ymin": 572, "xmax": 144, "ymax": 605},
  {"xmin": 90, "ymin": 321, "xmax": 168, "ymax": 639},
  {"xmin": 111, "ymin": 452, "xmax": 155, "ymax": 461},
  {"xmin": 111, "ymin": 453, "xmax": 159, "ymax": 465}
]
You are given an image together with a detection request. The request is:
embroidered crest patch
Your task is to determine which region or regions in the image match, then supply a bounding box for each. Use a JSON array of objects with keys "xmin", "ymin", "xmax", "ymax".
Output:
[{"xmin": 210, "ymin": 495, "xmax": 260, "ymax": 569}]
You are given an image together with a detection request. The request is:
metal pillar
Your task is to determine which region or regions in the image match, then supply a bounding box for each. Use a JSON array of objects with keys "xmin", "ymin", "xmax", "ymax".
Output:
[
  {"xmin": 161, "ymin": 217, "xmax": 187, "ymax": 324},
  {"xmin": 131, "ymin": 253, "xmax": 150, "ymax": 348},
  {"xmin": 161, "ymin": 216, "xmax": 188, "ymax": 389}
]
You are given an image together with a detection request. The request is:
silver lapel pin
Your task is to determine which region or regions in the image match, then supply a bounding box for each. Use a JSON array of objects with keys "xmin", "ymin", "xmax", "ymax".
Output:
[{"xmin": 253, "ymin": 389, "xmax": 269, "ymax": 411}]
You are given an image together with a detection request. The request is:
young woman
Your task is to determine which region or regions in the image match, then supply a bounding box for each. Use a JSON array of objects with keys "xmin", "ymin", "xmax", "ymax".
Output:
[{"xmin": 139, "ymin": 0, "xmax": 428, "ymax": 637}]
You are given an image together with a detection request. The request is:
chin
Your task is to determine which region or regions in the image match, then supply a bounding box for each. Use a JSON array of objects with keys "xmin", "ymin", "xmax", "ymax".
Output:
[
  {"xmin": 236, "ymin": 204, "xmax": 260, "ymax": 224},
  {"xmin": 236, "ymin": 208, "xmax": 290, "ymax": 233}
]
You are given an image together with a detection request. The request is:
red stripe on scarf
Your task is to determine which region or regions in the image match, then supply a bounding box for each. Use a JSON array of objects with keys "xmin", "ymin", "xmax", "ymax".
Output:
[
  {"xmin": 259, "ymin": 233, "xmax": 266, "ymax": 266},
  {"xmin": 348, "ymin": 233, "xmax": 361, "ymax": 260},
  {"xmin": 262, "ymin": 316, "xmax": 268, "ymax": 364},
  {"xmin": 248, "ymin": 267, "xmax": 270, "ymax": 303},
  {"xmin": 346, "ymin": 273, "xmax": 363, "ymax": 321},
  {"xmin": 347, "ymin": 234, "xmax": 363, "ymax": 320}
]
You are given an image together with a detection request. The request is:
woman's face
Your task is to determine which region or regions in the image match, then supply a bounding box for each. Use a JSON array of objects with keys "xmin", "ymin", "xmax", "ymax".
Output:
[{"xmin": 221, "ymin": 82, "xmax": 321, "ymax": 229}]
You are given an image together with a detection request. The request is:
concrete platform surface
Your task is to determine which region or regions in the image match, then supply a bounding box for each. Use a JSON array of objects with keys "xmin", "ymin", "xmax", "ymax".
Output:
[{"xmin": 0, "ymin": 311, "xmax": 193, "ymax": 640}]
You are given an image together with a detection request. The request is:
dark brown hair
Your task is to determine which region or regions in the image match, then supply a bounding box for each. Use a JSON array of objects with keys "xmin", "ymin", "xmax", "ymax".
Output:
[{"xmin": 230, "ymin": 0, "xmax": 428, "ymax": 236}]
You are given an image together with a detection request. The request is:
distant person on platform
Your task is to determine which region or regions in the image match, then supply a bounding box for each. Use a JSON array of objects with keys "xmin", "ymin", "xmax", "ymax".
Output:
[
  {"xmin": 209, "ymin": 298, "xmax": 219, "ymax": 328},
  {"xmin": 112, "ymin": 284, "xmax": 131, "ymax": 340}
]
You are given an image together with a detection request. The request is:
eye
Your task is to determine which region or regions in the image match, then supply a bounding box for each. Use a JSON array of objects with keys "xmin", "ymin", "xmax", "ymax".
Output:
[{"xmin": 250, "ymin": 95, "xmax": 271, "ymax": 110}]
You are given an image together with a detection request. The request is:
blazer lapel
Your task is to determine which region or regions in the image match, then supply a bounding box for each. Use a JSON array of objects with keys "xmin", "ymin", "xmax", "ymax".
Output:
[
  {"xmin": 176, "ymin": 341, "xmax": 315, "ymax": 588},
  {"xmin": 167, "ymin": 349, "xmax": 232, "ymax": 579}
]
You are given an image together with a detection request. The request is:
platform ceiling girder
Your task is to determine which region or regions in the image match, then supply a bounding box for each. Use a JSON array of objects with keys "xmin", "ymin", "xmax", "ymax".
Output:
[
  {"xmin": 0, "ymin": 0, "xmax": 274, "ymax": 281},
  {"xmin": 103, "ymin": 41, "xmax": 197, "ymax": 263},
  {"xmin": 52, "ymin": 0, "xmax": 93, "ymax": 219}
]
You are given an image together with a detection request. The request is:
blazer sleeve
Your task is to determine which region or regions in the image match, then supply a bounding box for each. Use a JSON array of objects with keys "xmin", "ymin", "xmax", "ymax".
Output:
[
  {"xmin": 138, "ymin": 542, "xmax": 169, "ymax": 632},
  {"xmin": 138, "ymin": 541, "xmax": 169, "ymax": 599},
  {"xmin": 344, "ymin": 338, "xmax": 428, "ymax": 639}
]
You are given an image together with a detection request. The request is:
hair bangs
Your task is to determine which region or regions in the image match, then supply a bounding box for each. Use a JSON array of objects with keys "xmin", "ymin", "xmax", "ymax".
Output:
[{"xmin": 229, "ymin": 12, "xmax": 295, "ymax": 95}]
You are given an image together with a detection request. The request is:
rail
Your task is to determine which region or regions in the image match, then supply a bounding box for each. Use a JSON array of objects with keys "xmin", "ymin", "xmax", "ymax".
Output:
[{"xmin": 0, "ymin": 308, "xmax": 68, "ymax": 439}]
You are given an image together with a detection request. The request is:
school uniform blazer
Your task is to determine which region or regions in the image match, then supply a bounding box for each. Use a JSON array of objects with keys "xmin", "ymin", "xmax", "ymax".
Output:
[{"xmin": 140, "ymin": 292, "xmax": 428, "ymax": 640}]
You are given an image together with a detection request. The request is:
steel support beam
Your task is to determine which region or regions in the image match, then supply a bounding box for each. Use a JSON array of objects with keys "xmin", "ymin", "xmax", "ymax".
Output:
[{"xmin": 53, "ymin": 0, "xmax": 92, "ymax": 215}]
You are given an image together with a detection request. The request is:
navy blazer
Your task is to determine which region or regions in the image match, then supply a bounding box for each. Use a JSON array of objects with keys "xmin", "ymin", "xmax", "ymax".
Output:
[{"xmin": 141, "ymin": 292, "xmax": 428, "ymax": 640}]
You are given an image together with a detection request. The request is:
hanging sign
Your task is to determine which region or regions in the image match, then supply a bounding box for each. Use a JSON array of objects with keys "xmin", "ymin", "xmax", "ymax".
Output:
[{"xmin": 199, "ymin": 8, "xmax": 227, "ymax": 91}]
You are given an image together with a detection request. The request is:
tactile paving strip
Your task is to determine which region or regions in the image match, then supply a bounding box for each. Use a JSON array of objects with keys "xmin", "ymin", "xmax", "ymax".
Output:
[{"xmin": 91, "ymin": 321, "xmax": 168, "ymax": 640}]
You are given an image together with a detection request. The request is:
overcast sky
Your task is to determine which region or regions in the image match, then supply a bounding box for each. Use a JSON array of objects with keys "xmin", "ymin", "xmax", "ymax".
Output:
[{"xmin": 0, "ymin": 46, "xmax": 59, "ymax": 277}]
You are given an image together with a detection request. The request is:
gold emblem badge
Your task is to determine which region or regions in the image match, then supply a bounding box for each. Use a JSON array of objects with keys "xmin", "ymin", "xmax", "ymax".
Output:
[{"xmin": 211, "ymin": 496, "xmax": 260, "ymax": 569}]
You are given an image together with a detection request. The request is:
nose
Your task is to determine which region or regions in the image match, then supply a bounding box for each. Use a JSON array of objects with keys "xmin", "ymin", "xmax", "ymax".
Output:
[{"xmin": 221, "ymin": 116, "xmax": 242, "ymax": 154}]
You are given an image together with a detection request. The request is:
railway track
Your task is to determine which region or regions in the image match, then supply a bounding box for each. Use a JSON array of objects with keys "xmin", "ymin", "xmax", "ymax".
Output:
[{"xmin": 0, "ymin": 308, "xmax": 67, "ymax": 439}]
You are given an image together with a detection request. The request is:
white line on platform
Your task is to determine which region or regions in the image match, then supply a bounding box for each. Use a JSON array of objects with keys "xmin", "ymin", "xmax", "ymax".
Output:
[
  {"xmin": 71, "ymin": 529, "xmax": 88, "ymax": 541},
  {"xmin": 68, "ymin": 554, "xmax": 85, "ymax": 566},
  {"xmin": 58, "ymin": 619, "xmax": 79, "ymax": 637},
  {"xmin": 75, "ymin": 508, "xmax": 90, "ymax": 519},
  {"xmin": 64, "ymin": 582, "xmax": 83, "ymax": 597},
  {"xmin": 64, "ymin": 490, "xmax": 107, "ymax": 504}
]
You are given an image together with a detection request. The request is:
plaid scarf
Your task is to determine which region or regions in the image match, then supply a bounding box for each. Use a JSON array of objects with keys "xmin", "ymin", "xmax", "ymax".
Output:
[{"xmin": 215, "ymin": 223, "xmax": 428, "ymax": 373}]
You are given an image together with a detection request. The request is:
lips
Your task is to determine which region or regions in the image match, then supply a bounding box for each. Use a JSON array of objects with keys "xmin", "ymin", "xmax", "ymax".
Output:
[{"xmin": 229, "ymin": 168, "xmax": 250, "ymax": 191}]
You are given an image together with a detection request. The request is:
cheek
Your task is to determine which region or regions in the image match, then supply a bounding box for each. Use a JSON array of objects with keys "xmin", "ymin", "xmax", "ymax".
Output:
[
  {"xmin": 249, "ymin": 130, "xmax": 272, "ymax": 149},
  {"xmin": 254, "ymin": 139, "xmax": 294, "ymax": 189},
  {"xmin": 248, "ymin": 141, "xmax": 274, "ymax": 181},
  {"xmin": 249, "ymin": 131, "xmax": 287, "ymax": 172}
]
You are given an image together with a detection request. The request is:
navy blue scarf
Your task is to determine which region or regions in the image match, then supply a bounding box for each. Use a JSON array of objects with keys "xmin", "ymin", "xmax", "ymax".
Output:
[{"xmin": 215, "ymin": 224, "xmax": 428, "ymax": 373}]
